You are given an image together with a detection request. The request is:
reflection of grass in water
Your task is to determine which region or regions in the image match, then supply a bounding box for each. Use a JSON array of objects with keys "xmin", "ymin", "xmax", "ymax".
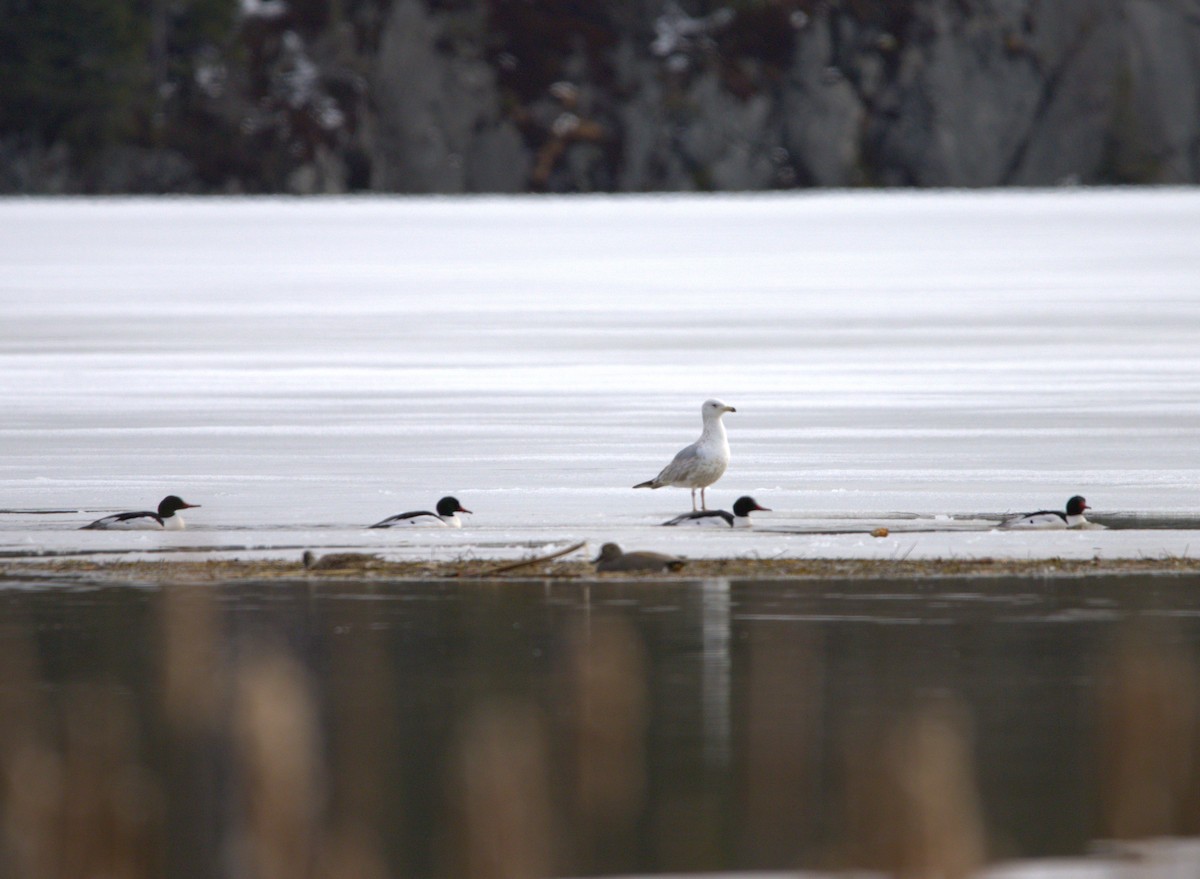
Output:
[
  {"xmin": 3, "ymin": 585, "xmax": 1200, "ymax": 877},
  {"xmin": 1098, "ymin": 624, "xmax": 1200, "ymax": 842},
  {"xmin": 835, "ymin": 695, "xmax": 987, "ymax": 879}
]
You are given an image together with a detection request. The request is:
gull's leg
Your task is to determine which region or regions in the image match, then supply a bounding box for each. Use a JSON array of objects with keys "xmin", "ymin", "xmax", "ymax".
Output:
[
  {"xmin": 700, "ymin": 487, "xmax": 707, "ymax": 510},
  {"xmin": 691, "ymin": 488, "xmax": 698, "ymax": 511}
]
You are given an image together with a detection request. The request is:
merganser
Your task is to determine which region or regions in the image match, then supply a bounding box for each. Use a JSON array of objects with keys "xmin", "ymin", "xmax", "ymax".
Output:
[
  {"xmin": 369, "ymin": 496, "xmax": 472, "ymax": 528},
  {"xmin": 634, "ymin": 398, "xmax": 735, "ymax": 511},
  {"xmin": 593, "ymin": 543, "xmax": 685, "ymax": 572},
  {"xmin": 663, "ymin": 495, "xmax": 769, "ymax": 527},
  {"xmin": 81, "ymin": 495, "xmax": 200, "ymax": 530},
  {"xmin": 1000, "ymin": 495, "xmax": 1091, "ymax": 529}
]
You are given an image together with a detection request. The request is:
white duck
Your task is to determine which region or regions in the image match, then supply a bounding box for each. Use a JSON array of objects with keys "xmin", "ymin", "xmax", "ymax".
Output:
[
  {"xmin": 81, "ymin": 495, "xmax": 200, "ymax": 530},
  {"xmin": 1000, "ymin": 495, "xmax": 1092, "ymax": 529}
]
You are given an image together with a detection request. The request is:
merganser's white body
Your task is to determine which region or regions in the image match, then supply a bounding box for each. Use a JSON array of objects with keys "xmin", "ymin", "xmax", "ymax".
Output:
[
  {"xmin": 370, "ymin": 496, "xmax": 472, "ymax": 528},
  {"xmin": 1000, "ymin": 495, "xmax": 1091, "ymax": 530},
  {"xmin": 81, "ymin": 495, "xmax": 200, "ymax": 530},
  {"xmin": 634, "ymin": 399, "xmax": 735, "ymax": 511},
  {"xmin": 663, "ymin": 496, "xmax": 768, "ymax": 528}
]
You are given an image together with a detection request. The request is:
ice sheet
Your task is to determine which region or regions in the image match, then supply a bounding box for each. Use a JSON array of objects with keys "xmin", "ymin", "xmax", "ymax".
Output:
[{"xmin": 2, "ymin": 190, "xmax": 1199, "ymax": 562}]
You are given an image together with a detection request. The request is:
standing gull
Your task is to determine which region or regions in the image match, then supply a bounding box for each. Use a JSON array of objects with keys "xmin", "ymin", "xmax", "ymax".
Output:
[{"xmin": 634, "ymin": 398, "xmax": 735, "ymax": 511}]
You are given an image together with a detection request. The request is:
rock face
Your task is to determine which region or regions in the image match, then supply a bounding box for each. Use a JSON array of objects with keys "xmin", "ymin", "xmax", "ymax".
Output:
[
  {"xmin": 4, "ymin": 0, "xmax": 1199, "ymax": 192},
  {"xmin": 370, "ymin": 0, "xmax": 527, "ymax": 193},
  {"xmin": 601, "ymin": 0, "xmax": 1198, "ymax": 191},
  {"xmin": 863, "ymin": 0, "xmax": 1199, "ymax": 187}
]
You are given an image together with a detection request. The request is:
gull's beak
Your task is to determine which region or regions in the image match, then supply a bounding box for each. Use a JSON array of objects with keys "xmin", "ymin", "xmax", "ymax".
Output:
[{"xmin": 725, "ymin": 406, "xmax": 737, "ymax": 413}]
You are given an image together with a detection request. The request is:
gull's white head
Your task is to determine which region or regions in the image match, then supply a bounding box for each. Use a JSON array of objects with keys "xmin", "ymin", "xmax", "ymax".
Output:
[{"xmin": 702, "ymin": 398, "xmax": 736, "ymax": 418}]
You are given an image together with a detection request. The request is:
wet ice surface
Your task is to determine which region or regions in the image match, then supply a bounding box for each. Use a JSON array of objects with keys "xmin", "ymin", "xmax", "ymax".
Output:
[{"xmin": 2, "ymin": 190, "xmax": 1199, "ymax": 563}]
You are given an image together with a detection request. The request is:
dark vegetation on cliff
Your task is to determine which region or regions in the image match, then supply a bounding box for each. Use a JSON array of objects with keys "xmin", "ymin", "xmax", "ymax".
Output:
[{"xmin": 2, "ymin": 0, "xmax": 1198, "ymax": 194}]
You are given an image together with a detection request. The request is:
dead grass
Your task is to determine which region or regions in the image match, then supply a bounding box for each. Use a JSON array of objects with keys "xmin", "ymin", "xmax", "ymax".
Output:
[{"xmin": 3, "ymin": 554, "xmax": 1200, "ymax": 584}]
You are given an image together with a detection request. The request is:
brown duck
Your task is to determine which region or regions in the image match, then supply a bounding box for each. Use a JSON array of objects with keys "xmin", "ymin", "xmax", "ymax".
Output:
[{"xmin": 593, "ymin": 543, "xmax": 685, "ymax": 573}]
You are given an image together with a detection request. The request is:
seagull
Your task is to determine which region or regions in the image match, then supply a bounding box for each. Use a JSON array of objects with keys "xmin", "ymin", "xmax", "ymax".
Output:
[
  {"xmin": 663, "ymin": 495, "xmax": 769, "ymax": 527},
  {"xmin": 593, "ymin": 543, "xmax": 685, "ymax": 573},
  {"xmin": 634, "ymin": 398, "xmax": 735, "ymax": 510},
  {"xmin": 80, "ymin": 495, "xmax": 200, "ymax": 530},
  {"xmin": 369, "ymin": 496, "xmax": 472, "ymax": 528},
  {"xmin": 999, "ymin": 495, "xmax": 1092, "ymax": 529}
]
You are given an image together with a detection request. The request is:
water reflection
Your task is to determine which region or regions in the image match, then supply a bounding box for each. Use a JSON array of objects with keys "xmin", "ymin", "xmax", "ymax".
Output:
[
  {"xmin": 701, "ymin": 579, "xmax": 731, "ymax": 772},
  {"xmin": 1, "ymin": 574, "xmax": 1200, "ymax": 877}
]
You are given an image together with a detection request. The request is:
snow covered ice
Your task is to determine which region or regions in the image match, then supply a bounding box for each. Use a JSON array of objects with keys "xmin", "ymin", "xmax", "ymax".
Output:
[{"xmin": 2, "ymin": 189, "xmax": 1199, "ymax": 563}]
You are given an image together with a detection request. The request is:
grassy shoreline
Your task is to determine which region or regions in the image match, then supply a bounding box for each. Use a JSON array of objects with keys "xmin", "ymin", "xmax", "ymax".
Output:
[{"xmin": 4, "ymin": 554, "xmax": 1200, "ymax": 584}]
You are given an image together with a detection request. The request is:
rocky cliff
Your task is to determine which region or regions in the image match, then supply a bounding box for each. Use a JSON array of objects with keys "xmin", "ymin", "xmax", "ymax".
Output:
[{"xmin": 3, "ymin": 0, "xmax": 1198, "ymax": 193}]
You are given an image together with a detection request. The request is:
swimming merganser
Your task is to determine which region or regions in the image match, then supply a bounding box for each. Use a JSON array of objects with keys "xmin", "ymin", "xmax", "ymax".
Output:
[
  {"xmin": 369, "ymin": 496, "xmax": 472, "ymax": 528},
  {"xmin": 663, "ymin": 495, "xmax": 769, "ymax": 527},
  {"xmin": 80, "ymin": 495, "xmax": 200, "ymax": 530},
  {"xmin": 593, "ymin": 543, "xmax": 685, "ymax": 572},
  {"xmin": 1000, "ymin": 495, "xmax": 1091, "ymax": 529},
  {"xmin": 634, "ymin": 398, "xmax": 735, "ymax": 511}
]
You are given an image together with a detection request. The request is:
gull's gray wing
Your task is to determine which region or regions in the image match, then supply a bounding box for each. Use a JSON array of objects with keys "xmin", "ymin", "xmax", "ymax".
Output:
[{"xmin": 654, "ymin": 441, "xmax": 702, "ymax": 482}]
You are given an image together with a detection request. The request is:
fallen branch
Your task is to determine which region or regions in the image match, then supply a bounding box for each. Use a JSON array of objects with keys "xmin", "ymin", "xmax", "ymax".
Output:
[{"xmin": 471, "ymin": 541, "xmax": 588, "ymax": 576}]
